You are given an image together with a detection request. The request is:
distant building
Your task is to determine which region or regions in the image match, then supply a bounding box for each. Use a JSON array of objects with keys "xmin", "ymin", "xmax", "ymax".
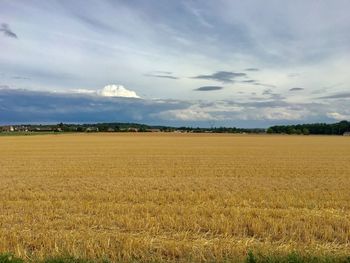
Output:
[
  {"xmin": 16, "ymin": 126, "xmax": 29, "ymax": 132},
  {"xmin": 174, "ymin": 130, "xmax": 188, "ymax": 133},
  {"xmin": 128, "ymin": 127, "xmax": 139, "ymax": 132},
  {"xmin": 1, "ymin": 126, "xmax": 14, "ymax": 132},
  {"xmin": 35, "ymin": 127, "xmax": 52, "ymax": 132},
  {"xmin": 86, "ymin": 127, "xmax": 99, "ymax": 132},
  {"xmin": 343, "ymin": 132, "xmax": 350, "ymax": 136},
  {"xmin": 146, "ymin": 128, "xmax": 161, "ymax": 132},
  {"xmin": 107, "ymin": 127, "xmax": 115, "ymax": 132}
]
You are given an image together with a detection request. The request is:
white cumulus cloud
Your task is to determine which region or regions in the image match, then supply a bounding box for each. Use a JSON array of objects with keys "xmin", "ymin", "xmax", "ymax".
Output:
[
  {"xmin": 99, "ymin": 84, "xmax": 140, "ymax": 98},
  {"xmin": 327, "ymin": 112, "xmax": 350, "ymax": 121}
]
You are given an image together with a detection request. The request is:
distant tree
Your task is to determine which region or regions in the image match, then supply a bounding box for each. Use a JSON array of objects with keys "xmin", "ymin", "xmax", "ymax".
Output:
[
  {"xmin": 302, "ymin": 128, "xmax": 309, "ymax": 135},
  {"xmin": 266, "ymin": 128, "xmax": 274, "ymax": 134}
]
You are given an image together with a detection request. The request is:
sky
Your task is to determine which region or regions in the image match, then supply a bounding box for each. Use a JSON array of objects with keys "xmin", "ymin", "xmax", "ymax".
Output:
[{"xmin": 1, "ymin": 0, "xmax": 350, "ymax": 127}]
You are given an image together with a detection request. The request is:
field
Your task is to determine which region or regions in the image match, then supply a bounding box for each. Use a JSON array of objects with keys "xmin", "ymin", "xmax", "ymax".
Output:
[{"xmin": 0, "ymin": 133, "xmax": 350, "ymax": 262}]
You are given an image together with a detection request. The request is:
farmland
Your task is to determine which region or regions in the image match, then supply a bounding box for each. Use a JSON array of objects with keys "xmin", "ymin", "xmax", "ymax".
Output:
[{"xmin": 0, "ymin": 133, "xmax": 349, "ymax": 262}]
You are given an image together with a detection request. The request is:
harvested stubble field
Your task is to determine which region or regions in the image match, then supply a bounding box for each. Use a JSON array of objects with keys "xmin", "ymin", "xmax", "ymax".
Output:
[{"xmin": 0, "ymin": 133, "xmax": 350, "ymax": 262}]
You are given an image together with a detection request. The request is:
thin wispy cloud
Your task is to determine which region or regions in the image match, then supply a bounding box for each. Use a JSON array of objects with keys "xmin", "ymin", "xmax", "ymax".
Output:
[
  {"xmin": 12, "ymin": 76, "xmax": 30, "ymax": 80},
  {"xmin": 145, "ymin": 74, "xmax": 178, "ymax": 80},
  {"xmin": 253, "ymin": 82, "xmax": 276, "ymax": 88},
  {"xmin": 154, "ymin": 71, "xmax": 173, "ymax": 75},
  {"xmin": 194, "ymin": 86, "xmax": 223, "ymax": 91},
  {"xmin": 289, "ymin": 87, "xmax": 304, "ymax": 91},
  {"xmin": 318, "ymin": 92, "xmax": 350, "ymax": 99},
  {"xmin": 144, "ymin": 71, "xmax": 179, "ymax": 79},
  {"xmin": 288, "ymin": 73, "xmax": 300, "ymax": 78},
  {"xmin": 192, "ymin": 71, "xmax": 246, "ymax": 83},
  {"xmin": 261, "ymin": 89, "xmax": 285, "ymax": 100},
  {"xmin": 242, "ymin": 80, "xmax": 256, "ymax": 83},
  {"xmin": 262, "ymin": 89, "xmax": 273, "ymax": 95},
  {"xmin": 0, "ymin": 23, "xmax": 17, "ymax": 38}
]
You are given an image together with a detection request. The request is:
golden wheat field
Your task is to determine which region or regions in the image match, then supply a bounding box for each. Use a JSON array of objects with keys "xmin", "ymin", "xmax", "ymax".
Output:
[{"xmin": 0, "ymin": 133, "xmax": 350, "ymax": 262}]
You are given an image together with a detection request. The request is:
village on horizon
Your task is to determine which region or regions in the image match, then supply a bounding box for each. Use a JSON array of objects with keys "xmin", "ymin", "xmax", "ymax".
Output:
[{"xmin": 1, "ymin": 121, "xmax": 350, "ymax": 136}]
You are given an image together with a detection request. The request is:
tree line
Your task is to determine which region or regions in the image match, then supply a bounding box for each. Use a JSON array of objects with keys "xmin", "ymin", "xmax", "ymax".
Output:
[
  {"xmin": 267, "ymin": 121, "xmax": 350, "ymax": 135},
  {"xmin": 2, "ymin": 121, "xmax": 350, "ymax": 135}
]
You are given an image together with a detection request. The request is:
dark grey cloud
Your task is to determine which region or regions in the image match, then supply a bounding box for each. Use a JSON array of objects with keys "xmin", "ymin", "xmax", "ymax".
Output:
[
  {"xmin": 318, "ymin": 92, "xmax": 350, "ymax": 99},
  {"xmin": 262, "ymin": 89, "xmax": 273, "ymax": 95},
  {"xmin": 154, "ymin": 71, "xmax": 173, "ymax": 75},
  {"xmin": 242, "ymin": 79, "xmax": 256, "ymax": 83},
  {"xmin": 192, "ymin": 71, "xmax": 246, "ymax": 83},
  {"xmin": 144, "ymin": 74, "xmax": 178, "ymax": 80},
  {"xmin": 144, "ymin": 71, "xmax": 179, "ymax": 79},
  {"xmin": 194, "ymin": 86, "xmax": 223, "ymax": 91},
  {"xmin": 0, "ymin": 87, "xmax": 344, "ymax": 127},
  {"xmin": 262, "ymin": 89, "xmax": 285, "ymax": 100},
  {"xmin": 289, "ymin": 87, "xmax": 304, "ymax": 91},
  {"xmin": 0, "ymin": 88, "xmax": 189, "ymax": 124},
  {"xmin": 241, "ymin": 79, "xmax": 276, "ymax": 88},
  {"xmin": 245, "ymin": 68, "xmax": 259, "ymax": 71},
  {"xmin": 0, "ymin": 23, "xmax": 17, "ymax": 38}
]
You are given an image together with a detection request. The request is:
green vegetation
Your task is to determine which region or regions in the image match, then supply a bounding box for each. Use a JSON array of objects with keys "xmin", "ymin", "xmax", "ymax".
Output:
[
  {"xmin": 267, "ymin": 120, "xmax": 350, "ymax": 135},
  {"xmin": 0, "ymin": 254, "xmax": 23, "ymax": 263},
  {"xmin": 1, "ymin": 120, "xmax": 350, "ymax": 135},
  {"xmin": 244, "ymin": 251, "xmax": 350, "ymax": 263},
  {"xmin": 0, "ymin": 122, "xmax": 265, "ymax": 134},
  {"xmin": 1, "ymin": 252, "xmax": 349, "ymax": 263},
  {"xmin": 0, "ymin": 132, "xmax": 60, "ymax": 137}
]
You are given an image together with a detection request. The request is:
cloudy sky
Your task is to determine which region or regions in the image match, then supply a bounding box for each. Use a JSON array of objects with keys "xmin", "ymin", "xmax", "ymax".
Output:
[{"xmin": 1, "ymin": 0, "xmax": 350, "ymax": 127}]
